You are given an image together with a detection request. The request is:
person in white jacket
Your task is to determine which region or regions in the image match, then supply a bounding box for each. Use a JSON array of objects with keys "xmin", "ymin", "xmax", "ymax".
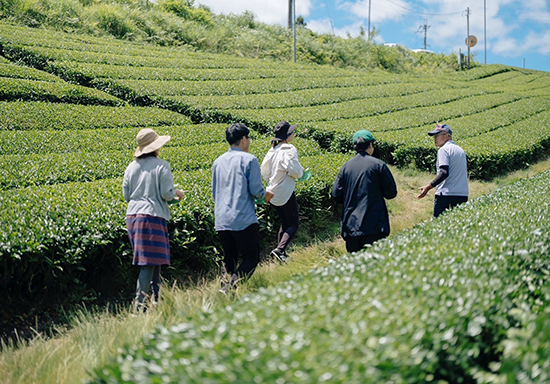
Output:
[{"xmin": 261, "ymin": 121, "xmax": 304, "ymax": 262}]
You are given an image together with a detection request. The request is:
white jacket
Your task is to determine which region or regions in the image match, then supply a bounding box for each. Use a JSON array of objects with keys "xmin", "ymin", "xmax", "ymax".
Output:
[{"xmin": 261, "ymin": 143, "xmax": 304, "ymax": 206}]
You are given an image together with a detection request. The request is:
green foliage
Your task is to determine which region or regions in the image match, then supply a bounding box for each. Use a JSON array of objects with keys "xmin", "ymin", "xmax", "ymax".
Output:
[
  {"xmin": 158, "ymin": 0, "xmax": 212, "ymax": 26},
  {"xmin": 89, "ymin": 171, "xmax": 550, "ymax": 383},
  {"xmin": 0, "ymin": 101, "xmax": 191, "ymax": 130},
  {"xmin": 0, "ymin": 0, "xmax": 463, "ymax": 72}
]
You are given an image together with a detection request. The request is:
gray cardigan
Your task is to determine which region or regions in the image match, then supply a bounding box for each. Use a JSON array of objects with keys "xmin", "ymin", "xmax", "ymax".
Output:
[{"xmin": 122, "ymin": 156, "xmax": 176, "ymax": 221}]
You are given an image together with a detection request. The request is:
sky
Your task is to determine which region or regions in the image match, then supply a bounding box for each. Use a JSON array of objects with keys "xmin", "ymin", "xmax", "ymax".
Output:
[{"xmin": 195, "ymin": 0, "xmax": 550, "ymax": 73}]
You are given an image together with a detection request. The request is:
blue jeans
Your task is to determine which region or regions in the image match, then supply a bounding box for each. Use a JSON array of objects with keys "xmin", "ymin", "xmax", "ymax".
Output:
[{"xmin": 434, "ymin": 195, "xmax": 468, "ymax": 217}]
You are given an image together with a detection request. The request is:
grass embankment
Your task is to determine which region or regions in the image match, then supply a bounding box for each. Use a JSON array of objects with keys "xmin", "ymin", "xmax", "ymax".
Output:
[{"xmin": 1, "ymin": 158, "xmax": 549, "ymax": 384}]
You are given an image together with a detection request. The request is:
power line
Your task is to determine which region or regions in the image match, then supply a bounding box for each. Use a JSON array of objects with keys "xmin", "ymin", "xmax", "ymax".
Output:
[
  {"xmin": 382, "ymin": 0, "xmax": 462, "ymax": 17},
  {"xmin": 323, "ymin": 0, "xmax": 335, "ymax": 35}
]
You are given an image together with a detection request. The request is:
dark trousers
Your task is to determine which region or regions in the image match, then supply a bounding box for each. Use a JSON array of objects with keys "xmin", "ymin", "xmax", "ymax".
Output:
[
  {"xmin": 217, "ymin": 223, "xmax": 260, "ymax": 279},
  {"xmin": 135, "ymin": 265, "xmax": 161, "ymax": 305},
  {"xmin": 434, "ymin": 195, "xmax": 468, "ymax": 217},
  {"xmin": 345, "ymin": 232, "xmax": 388, "ymax": 253},
  {"xmin": 273, "ymin": 192, "xmax": 300, "ymax": 251}
]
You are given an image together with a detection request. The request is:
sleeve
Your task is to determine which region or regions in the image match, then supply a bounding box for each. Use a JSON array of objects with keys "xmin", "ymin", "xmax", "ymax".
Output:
[
  {"xmin": 260, "ymin": 152, "xmax": 272, "ymax": 182},
  {"xmin": 380, "ymin": 164, "xmax": 398, "ymax": 200},
  {"xmin": 159, "ymin": 162, "xmax": 176, "ymax": 201},
  {"xmin": 248, "ymin": 157, "xmax": 266, "ymax": 199},
  {"xmin": 122, "ymin": 166, "xmax": 131, "ymax": 202},
  {"xmin": 331, "ymin": 167, "xmax": 345, "ymax": 204},
  {"xmin": 211, "ymin": 162, "xmax": 217, "ymax": 200},
  {"xmin": 286, "ymin": 146, "xmax": 304, "ymax": 180},
  {"xmin": 430, "ymin": 165, "xmax": 449, "ymax": 187}
]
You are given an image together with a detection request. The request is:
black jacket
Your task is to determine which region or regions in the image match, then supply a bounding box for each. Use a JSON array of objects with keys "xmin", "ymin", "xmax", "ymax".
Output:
[{"xmin": 331, "ymin": 152, "xmax": 397, "ymax": 239}]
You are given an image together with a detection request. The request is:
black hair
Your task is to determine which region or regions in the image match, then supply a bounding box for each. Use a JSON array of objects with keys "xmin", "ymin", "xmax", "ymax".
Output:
[
  {"xmin": 226, "ymin": 123, "xmax": 250, "ymax": 145},
  {"xmin": 353, "ymin": 136, "xmax": 374, "ymax": 153},
  {"xmin": 271, "ymin": 137, "xmax": 284, "ymax": 148}
]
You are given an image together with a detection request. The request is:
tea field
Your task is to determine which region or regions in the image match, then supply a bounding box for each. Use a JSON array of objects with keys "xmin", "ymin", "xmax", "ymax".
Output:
[
  {"xmin": 0, "ymin": 21, "xmax": 549, "ymax": 381},
  {"xmin": 92, "ymin": 168, "xmax": 550, "ymax": 383}
]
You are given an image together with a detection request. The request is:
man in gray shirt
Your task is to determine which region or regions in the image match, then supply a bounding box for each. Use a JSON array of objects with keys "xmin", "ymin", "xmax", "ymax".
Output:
[{"xmin": 417, "ymin": 124, "xmax": 469, "ymax": 217}]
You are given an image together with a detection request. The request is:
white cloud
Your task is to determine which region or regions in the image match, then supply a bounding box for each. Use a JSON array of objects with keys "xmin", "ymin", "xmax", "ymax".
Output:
[
  {"xmin": 195, "ymin": 0, "xmax": 313, "ymax": 25},
  {"xmin": 524, "ymin": 31, "xmax": 550, "ymax": 55}
]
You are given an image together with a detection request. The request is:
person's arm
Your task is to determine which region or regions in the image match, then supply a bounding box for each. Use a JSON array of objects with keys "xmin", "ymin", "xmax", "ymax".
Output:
[
  {"xmin": 381, "ymin": 164, "xmax": 398, "ymax": 200},
  {"xmin": 122, "ymin": 167, "xmax": 131, "ymax": 202},
  {"xmin": 286, "ymin": 147, "xmax": 304, "ymax": 180},
  {"xmin": 331, "ymin": 168, "xmax": 345, "ymax": 204},
  {"xmin": 417, "ymin": 165, "xmax": 449, "ymax": 199},
  {"xmin": 248, "ymin": 157, "xmax": 266, "ymax": 200},
  {"xmin": 260, "ymin": 152, "xmax": 272, "ymax": 182},
  {"xmin": 159, "ymin": 163, "xmax": 177, "ymax": 201}
]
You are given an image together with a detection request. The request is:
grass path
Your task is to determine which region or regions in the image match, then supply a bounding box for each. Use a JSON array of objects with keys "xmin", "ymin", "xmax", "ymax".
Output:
[{"xmin": 1, "ymin": 159, "xmax": 550, "ymax": 384}]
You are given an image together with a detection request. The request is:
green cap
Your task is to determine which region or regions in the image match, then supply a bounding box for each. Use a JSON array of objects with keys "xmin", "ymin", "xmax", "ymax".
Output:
[{"xmin": 352, "ymin": 130, "xmax": 375, "ymax": 144}]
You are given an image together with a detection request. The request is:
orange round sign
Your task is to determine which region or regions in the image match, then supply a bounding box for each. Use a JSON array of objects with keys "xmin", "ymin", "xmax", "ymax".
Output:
[{"xmin": 465, "ymin": 35, "xmax": 478, "ymax": 48}]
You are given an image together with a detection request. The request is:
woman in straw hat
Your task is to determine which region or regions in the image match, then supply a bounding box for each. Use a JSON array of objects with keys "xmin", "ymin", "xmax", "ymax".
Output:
[{"xmin": 122, "ymin": 128, "xmax": 184, "ymax": 310}]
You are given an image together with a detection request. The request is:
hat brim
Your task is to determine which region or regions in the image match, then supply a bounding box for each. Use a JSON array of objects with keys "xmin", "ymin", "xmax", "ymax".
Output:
[
  {"xmin": 287, "ymin": 124, "xmax": 297, "ymax": 137},
  {"xmin": 134, "ymin": 135, "xmax": 170, "ymax": 157},
  {"xmin": 427, "ymin": 129, "xmax": 440, "ymax": 136}
]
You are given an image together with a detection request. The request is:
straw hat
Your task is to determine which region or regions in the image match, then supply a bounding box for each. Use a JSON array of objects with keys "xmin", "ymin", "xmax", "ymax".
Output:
[{"xmin": 134, "ymin": 128, "xmax": 170, "ymax": 157}]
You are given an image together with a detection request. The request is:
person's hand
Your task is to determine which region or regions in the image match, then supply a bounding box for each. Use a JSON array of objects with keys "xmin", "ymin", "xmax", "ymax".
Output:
[
  {"xmin": 417, "ymin": 184, "xmax": 432, "ymax": 199},
  {"xmin": 265, "ymin": 190, "xmax": 274, "ymax": 203},
  {"xmin": 175, "ymin": 189, "xmax": 184, "ymax": 200}
]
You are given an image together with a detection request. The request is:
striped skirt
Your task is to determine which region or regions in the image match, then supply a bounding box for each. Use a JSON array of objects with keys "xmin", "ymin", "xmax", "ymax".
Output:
[{"xmin": 126, "ymin": 214, "xmax": 170, "ymax": 266}]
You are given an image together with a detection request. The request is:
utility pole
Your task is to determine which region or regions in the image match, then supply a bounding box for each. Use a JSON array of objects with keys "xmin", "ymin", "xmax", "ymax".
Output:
[
  {"xmin": 367, "ymin": 0, "xmax": 372, "ymax": 40},
  {"xmin": 288, "ymin": 0, "xmax": 292, "ymax": 29},
  {"xmin": 421, "ymin": 19, "xmax": 430, "ymax": 49},
  {"xmin": 464, "ymin": 7, "xmax": 471, "ymax": 69},
  {"xmin": 293, "ymin": 0, "xmax": 296, "ymax": 63},
  {"xmin": 484, "ymin": 0, "xmax": 487, "ymax": 64}
]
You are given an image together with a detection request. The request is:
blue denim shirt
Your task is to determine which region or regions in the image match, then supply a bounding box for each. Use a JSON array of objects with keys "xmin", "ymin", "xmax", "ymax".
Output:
[{"xmin": 212, "ymin": 147, "xmax": 265, "ymax": 231}]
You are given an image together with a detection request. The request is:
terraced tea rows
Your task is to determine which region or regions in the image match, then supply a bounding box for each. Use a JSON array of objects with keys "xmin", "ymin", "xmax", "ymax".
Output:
[{"xmin": 0, "ymin": 21, "xmax": 549, "ymax": 332}]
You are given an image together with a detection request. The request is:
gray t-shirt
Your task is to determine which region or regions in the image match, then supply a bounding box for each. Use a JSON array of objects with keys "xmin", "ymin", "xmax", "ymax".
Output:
[
  {"xmin": 436, "ymin": 140, "xmax": 469, "ymax": 197},
  {"xmin": 122, "ymin": 156, "xmax": 176, "ymax": 221}
]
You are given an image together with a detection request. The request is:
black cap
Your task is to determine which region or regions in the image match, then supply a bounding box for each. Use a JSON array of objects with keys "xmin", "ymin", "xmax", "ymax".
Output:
[{"xmin": 273, "ymin": 121, "xmax": 297, "ymax": 140}]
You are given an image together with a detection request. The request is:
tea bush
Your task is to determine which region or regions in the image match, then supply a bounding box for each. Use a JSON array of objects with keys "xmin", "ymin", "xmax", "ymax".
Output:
[{"xmin": 90, "ymin": 170, "xmax": 550, "ymax": 384}]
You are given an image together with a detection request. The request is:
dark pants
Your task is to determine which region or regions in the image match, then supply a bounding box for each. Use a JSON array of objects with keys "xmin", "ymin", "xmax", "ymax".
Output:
[
  {"xmin": 217, "ymin": 223, "xmax": 260, "ymax": 279},
  {"xmin": 345, "ymin": 232, "xmax": 388, "ymax": 253},
  {"xmin": 273, "ymin": 192, "xmax": 300, "ymax": 252},
  {"xmin": 434, "ymin": 195, "xmax": 468, "ymax": 217},
  {"xmin": 135, "ymin": 265, "xmax": 161, "ymax": 305}
]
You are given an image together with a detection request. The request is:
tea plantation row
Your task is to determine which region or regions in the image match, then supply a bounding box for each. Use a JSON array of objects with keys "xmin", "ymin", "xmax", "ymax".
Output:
[
  {"xmin": 91, "ymin": 170, "xmax": 550, "ymax": 384},
  {"xmin": 1, "ymin": 22, "xmax": 549, "ymax": 180}
]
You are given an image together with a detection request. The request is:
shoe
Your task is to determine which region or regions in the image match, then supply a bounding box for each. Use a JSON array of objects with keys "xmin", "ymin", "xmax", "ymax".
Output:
[
  {"xmin": 219, "ymin": 273, "xmax": 238, "ymax": 294},
  {"xmin": 271, "ymin": 248, "xmax": 287, "ymax": 263}
]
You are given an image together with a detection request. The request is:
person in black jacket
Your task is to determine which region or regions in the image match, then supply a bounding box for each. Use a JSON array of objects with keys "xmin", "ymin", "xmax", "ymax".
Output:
[{"xmin": 331, "ymin": 130, "xmax": 398, "ymax": 253}]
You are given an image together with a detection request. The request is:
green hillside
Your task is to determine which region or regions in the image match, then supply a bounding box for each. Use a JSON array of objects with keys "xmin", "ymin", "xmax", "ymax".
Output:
[
  {"xmin": 1, "ymin": 22, "xmax": 550, "ymax": 324},
  {"xmin": 0, "ymin": 13, "xmax": 549, "ymax": 384}
]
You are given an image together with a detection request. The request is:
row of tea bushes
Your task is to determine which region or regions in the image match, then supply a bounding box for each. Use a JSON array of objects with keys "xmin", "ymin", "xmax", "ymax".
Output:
[
  {"xmin": 166, "ymin": 81, "xmax": 453, "ymax": 111},
  {"xmin": 0, "ymin": 123, "xmax": 228, "ymax": 155},
  {"xmin": 0, "ymin": 150, "xmax": 351, "ymax": 321},
  {"xmin": 90, "ymin": 170, "xmax": 550, "ymax": 384},
  {"xmin": 0, "ymin": 61, "xmax": 62, "ymax": 82},
  {"xmin": 0, "ymin": 101, "xmax": 191, "ymax": 131},
  {"xmin": 0, "ymin": 137, "xmax": 323, "ymax": 189},
  {"xmin": 226, "ymin": 87, "xmax": 491, "ymax": 131},
  {"xmin": 0, "ymin": 77, "xmax": 124, "ymax": 105},
  {"xmin": 305, "ymin": 92, "xmax": 525, "ymax": 152}
]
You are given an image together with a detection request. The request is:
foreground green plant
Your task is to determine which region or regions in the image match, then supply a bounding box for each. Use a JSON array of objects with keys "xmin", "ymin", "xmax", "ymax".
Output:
[{"xmin": 89, "ymin": 169, "xmax": 550, "ymax": 384}]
